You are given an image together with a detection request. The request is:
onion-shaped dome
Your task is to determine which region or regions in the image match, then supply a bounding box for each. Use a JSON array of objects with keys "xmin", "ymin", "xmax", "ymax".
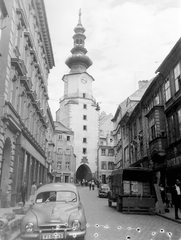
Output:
[
  {"xmin": 65, "ymin": 9, "xmax": 92, "ymax": 71},
  {"xmin": 65, "ymin": 54, "xmax": 92, "ymax": 69}
]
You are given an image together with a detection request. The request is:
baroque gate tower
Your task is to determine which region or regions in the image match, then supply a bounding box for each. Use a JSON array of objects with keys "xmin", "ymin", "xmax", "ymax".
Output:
[{"xmin": 56, "ymin": 10, "xmax": 99, "ymax": 181}]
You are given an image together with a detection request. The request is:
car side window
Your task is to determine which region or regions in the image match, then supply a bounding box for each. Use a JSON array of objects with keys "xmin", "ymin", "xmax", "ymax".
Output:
[
  {"xmin": 36, "ymin": 191, "xmax": 56, "ymax": 203},
  {"xmin": 57, "ymin": 191, "xmax": 77, "ymax": 202}
]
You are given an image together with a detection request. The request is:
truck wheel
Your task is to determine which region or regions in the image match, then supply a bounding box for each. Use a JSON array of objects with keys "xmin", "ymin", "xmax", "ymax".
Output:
[{"xmin": 116, "ymin": 199, "xmax": 122, "ymax": 212}]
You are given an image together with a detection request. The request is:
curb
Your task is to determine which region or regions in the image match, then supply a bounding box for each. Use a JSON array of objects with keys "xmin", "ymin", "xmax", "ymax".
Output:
[{"xmin": 156, "ymin": 213, "xmax": 181, "ymax": 224}]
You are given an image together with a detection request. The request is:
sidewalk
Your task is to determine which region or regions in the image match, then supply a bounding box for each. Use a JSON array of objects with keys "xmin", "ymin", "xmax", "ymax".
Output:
[
  {"xmin": 155, "ymin": 206, "xmax": 181, "ymax": 224},
  {"xmin": 0, "ymin": 201, "xmax": 31, "ymax": 240}
]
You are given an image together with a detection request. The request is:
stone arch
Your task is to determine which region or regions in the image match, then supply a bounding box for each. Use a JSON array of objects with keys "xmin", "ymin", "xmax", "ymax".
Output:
[
  {"xmin": 0, "ymin": 138, "xmax": 12, "ymax": 207},
  {"xmin": 76, "ymin": 164, "xmax": 92, "ymax": 183}
]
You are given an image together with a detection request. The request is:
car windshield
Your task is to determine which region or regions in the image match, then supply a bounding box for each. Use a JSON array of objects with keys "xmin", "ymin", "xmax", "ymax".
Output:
[{"xmin": 35, "ymin": 190, "xmax": 77, "ymax": 203}]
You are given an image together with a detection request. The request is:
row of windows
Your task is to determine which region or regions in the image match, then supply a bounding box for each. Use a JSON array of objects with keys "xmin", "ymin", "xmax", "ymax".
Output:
[
  {"xmin": 101, "ymin": 161, "xmax": 114, "ymax": 170},
  {"xmin": 58, "ymin": 135, "xmax": 71, "ymax": 141},
  {"xmin": 57, "ymin": 161, "xmax": 70, "ymax": 170},
  {"xmin": 57, "ymin": 148, "xmax": 88, "ymax": 155},
  {"xmin": 57, "ymin": 148, "xmax": 71, "ymax": 155},
  {"xmin": 101, "ymin": 148, "xmax": 114, "ymax": 156}
]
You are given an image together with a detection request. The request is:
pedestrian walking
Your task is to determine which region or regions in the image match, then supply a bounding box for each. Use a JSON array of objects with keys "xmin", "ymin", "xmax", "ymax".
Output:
[
  {"xmin": 91, "ymin": 180, "xmax": 95, "ymax": 190},
  {"xmin": 88, "ymin": 181, "xmax": 92, "ymax": 190},
  {"xmin": 20, "ymin": 182, "xmax": 27, "ymax": 206},
  {"xmin": 30, "ymin": 181, "xmax": 37, "ymax": 203},
  {"xmin": 171, "ymin": 179, "xmax": 181, "ymax": 220}
]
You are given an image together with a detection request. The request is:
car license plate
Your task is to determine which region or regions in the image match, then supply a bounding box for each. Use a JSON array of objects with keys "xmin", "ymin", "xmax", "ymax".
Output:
[{"xmin": 42, "ymin": 233, "xmax": 64, "ymax": 239}]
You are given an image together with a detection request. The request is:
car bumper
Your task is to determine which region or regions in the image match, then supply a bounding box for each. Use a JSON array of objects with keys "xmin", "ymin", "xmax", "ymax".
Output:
[
  {"xmin": 99, "ymin": 192, "xmax": 108, "ymax": 197},
  {"xmin": 20, "ymin": 230, "xmax": 86, "ymax": 239}
]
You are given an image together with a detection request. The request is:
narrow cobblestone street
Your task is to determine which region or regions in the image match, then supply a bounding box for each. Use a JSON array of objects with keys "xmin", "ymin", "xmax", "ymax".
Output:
[
  {"xmin": 79, "ymin": 186, "xmax": 181, "ymax": 240},
  {"xmin": 14, "ymin": 185, "xmax": 181, "ymax": 240}
]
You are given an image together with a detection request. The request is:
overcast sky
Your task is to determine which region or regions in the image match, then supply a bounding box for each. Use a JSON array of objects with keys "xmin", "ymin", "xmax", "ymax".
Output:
[{"xmin": 44, "ymin": 0, "xmax": 181, "ymax": 119}]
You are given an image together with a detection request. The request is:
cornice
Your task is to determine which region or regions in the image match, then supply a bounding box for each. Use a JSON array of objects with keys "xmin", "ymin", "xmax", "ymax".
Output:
[{"xmin": 33, "ymin": 0, "xmax": 55, "ymax": 69}]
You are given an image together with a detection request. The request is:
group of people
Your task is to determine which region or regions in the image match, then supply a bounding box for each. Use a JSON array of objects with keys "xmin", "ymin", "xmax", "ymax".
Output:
[
  {"xmin": 20, "ymin": 181, "xmax": 43, "ymax": 206},
  {"xmin": 159, "ymin": 179, "xmax": 181, "ymax": 220},
  {"xmin": 88, "ymin": 180, "xmax": 95, "ymax": 190}
]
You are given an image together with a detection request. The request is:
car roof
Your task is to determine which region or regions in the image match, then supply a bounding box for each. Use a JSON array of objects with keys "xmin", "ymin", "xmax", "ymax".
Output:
[{"xmin": 36, "ymin": 183, "xmax": 78, "ymax": 193}]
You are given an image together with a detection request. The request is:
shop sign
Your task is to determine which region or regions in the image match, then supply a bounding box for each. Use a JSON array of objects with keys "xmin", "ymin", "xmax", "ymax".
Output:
[{"xmin": 167, "ymin": 156, "xmax": 181, "ymax": 168}]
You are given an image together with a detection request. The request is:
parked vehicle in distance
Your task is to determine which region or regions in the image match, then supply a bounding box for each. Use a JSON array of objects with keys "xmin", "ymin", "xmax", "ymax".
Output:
[
  {"xmin": 98, "ymin": 183, "xmax": 110, "ymax": 198},
  {"xmin": 108, "ymin": 167, "xmax": 155, "ymax": 214},
  {"xmin": 20, "ymin": 183, "xmax": 86, "ymax": 240}
]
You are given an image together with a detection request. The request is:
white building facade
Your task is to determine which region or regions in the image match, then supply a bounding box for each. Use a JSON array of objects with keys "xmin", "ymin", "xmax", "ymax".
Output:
[{"xmin": 56, "ymin": 11, "xmax": 99, "ymax": 182}]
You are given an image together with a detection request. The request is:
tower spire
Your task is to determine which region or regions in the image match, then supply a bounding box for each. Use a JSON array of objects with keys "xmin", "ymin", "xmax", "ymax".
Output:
[
  {"xmin": 78, "ymin": 8, "xmax": 82, "ymax": 25},
  {"xmin": 65, "ymin": 10, "xmax": 93, "ymax": 73}
]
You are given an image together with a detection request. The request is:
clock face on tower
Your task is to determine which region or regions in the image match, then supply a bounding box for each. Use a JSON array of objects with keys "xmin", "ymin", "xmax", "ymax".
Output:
[{"xmin": 81, "ymin": 77, "xmax": 87, "ymax": 84}]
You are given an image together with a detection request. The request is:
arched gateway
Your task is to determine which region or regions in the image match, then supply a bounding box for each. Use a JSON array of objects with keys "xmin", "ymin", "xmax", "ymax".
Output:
[{"xmin": 76, "ymin": 164, "xmax": 92, "ymax": 183}]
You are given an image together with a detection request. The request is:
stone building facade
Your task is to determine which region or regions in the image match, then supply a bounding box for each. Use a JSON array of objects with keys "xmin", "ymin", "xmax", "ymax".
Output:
[
  {"xmin": 56, "ymin": 11, "xmax": 99, "ymax": 182},
  {"xmin": 112, "ymin": 37, "xmax": 181, "ymax": 189},
  {"xmin": 97, "ymin": 112, "xmax": 114, "ymax": 183},
  {"xmin": 53, "ymin": 121, "xmax": 76, "ymax": 183},
  {"xmin": 0, "ymin": 0, "xmax": 54, "ymax": 207}
]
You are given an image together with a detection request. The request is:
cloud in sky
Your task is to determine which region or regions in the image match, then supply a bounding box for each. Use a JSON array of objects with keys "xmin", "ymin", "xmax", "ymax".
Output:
[{"xmin": 44, "ymin": 0, "xmax": 181, "ymax": 119}]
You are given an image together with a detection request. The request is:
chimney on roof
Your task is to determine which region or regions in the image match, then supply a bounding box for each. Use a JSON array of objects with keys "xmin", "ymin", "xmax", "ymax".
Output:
[{"xmin": 138, "ymin": 80, "xmax": 148, "ymax": 89}]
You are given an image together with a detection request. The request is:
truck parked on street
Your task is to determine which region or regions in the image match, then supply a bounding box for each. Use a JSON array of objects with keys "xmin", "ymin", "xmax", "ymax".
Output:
[{"xmin": 108, "ymin": 167, "xmax": 155, "ymax": 214}]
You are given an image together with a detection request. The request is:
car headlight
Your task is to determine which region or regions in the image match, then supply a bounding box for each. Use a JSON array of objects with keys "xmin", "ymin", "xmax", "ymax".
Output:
[
  {"xmin": 25, "ymin": 223, "xmax": 34, "ymax": 233},
  {"xmin": 72, "ymin": 220, "xmax": 81, "ymax": 230},
  {"xmin": 0, "ymin": 219, "xmax": 8, "ymax": 229}
]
